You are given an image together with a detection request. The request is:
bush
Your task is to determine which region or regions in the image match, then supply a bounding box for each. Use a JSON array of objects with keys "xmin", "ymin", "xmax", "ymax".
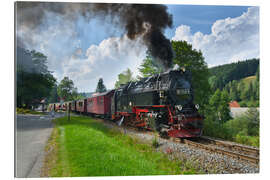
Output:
[
  {"xmin": 203, "ymin": 108, "xmax": 259, "ymax": 147},
  {"xmin": 152, "ymin": 135, "xmax": 160, "ymax": 148},
  {"xmin": 16, "ymin": 107, "xmax": 44, "ymax": 115},
  {"xmin": 16, "ymin": 108, "xmax": 29, "ymax": 114},
  {"xmin": 239, "ymin": 101, "xmax": 247, "ymax": 107},
  {"xmin": 203, "ymin": 115, "xmax": 231, "ymax": 140},
  {"xmin": 250, "ymin": 136, "xmax": 260, "ymax": 147},
  {"xmin": 247, "ymin": 101, "xmax": 258, "ymax": 107},
  {"xmin": 223, "ymin": 116, "xmax": 247, "ymax": 137},
  {"xmin": 235, "ymin": 133, "xmax": 259, "ymax": 147}
]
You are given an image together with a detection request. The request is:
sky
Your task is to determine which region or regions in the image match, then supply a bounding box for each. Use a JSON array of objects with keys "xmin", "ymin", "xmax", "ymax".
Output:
[{"xmin": 16, "ymin": 3, "xmax": 259, "ymax": 93}]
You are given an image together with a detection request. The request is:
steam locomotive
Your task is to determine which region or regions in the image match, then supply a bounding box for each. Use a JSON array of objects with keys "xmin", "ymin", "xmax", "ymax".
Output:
[{"xmin": 48, "ymin": 69, "xmax": 204, "ymax": 138}]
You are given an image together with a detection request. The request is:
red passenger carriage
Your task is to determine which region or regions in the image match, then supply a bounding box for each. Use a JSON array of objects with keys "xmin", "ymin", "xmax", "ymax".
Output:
[
  {"xmin": 76, "ymin": 99, "xmax": 85, "ymax": 113},
  {"xmin": 86, "ymin": 90, "xmax": 115, "ymax": 118}
]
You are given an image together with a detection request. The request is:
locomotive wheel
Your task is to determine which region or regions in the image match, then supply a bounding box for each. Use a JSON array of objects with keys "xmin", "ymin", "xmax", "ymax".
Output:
[{"xmin": 159, "ymin": 130, "xmax": 169, "ymax": 139}]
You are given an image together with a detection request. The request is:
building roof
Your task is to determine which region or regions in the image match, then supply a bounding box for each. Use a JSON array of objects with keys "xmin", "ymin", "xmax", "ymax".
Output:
[{"xmin": 229, "ymin": 101, "xmax": 240, "ymax": 108}]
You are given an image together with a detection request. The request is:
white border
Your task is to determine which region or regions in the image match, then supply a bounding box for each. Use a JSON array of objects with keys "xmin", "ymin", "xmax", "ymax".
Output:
[{"xmin": 1, "ymin": 0, "xmax": 269, "ymax": 180}]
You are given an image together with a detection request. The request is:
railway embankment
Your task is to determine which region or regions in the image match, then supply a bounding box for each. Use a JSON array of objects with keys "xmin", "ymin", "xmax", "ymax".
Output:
[
  {"xmin": 42, "ymin": 114, "xmax": 259, "ymax": 176},
  {"xmin": 97, "ymin": 117, "xmax": 259, "ymax": 174}
]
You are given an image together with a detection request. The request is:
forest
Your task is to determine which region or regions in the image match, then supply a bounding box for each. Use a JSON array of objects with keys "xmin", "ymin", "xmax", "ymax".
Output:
[
  {"xmin": 209, "ymin": 59, "xmax": 260, "ymax": 107},
  {"xmin": 209, "ymin": 58, "xmax": 259, "ymax": 90}
]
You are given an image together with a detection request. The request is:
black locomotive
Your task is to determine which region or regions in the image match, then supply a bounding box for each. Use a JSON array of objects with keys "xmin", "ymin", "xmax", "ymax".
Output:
[{"xmin": 112, "ymin": 69, "xmax": 203, "ymax": 138}]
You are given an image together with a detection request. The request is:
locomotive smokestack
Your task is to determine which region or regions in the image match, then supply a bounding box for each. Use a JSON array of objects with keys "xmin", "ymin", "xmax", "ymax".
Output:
[{"xmin": 16, "ymin": 2, "xmax": 174, "ymax": 69}]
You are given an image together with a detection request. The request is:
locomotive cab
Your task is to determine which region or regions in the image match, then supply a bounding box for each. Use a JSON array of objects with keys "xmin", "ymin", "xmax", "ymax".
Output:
[{"xmin": 166, "ymin": 70, "xmax": 193, "ymax": 106}]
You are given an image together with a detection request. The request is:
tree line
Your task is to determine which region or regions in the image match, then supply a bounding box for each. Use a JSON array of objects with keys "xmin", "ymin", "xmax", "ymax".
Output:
[
  {"xmin": 209, "ymin": 58, "xmax": 259, "ymax": 90},
  {"xmin": 49, "ymin": 77, "xmax": 108, "ymax": 103},
  {"xmin": 222, "ymin": 69, "xmax": 259, "ymax": 107},
  {"xmin": 208, "ymin": 59, "xmax": 260, "ymax": 107}
]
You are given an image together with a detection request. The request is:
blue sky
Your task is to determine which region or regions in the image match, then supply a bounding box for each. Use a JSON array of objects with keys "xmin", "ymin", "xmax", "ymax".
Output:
[
  {"xmin": 17, "ymin": 3, "xmax": 259, "ymax": 92},
  {"xmin": 166, "ymin": 5, "xmax": 250, "ymax": 35}
]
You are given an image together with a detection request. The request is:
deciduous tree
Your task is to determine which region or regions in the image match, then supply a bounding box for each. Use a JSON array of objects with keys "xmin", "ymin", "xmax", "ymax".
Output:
[
  {"xmin": 17, "ymin": 47, "xmax": 56, "ymax": 108},
  {"xmin": 138, "ymin": 51, "xmax": 163, "ymax": 78},
  {"xmin": 172, "ymin": 41, "xmax": 211, "ymax": 111},
  {"xmin": 57, "ymin": 77, "xmax": 79, "ymax": 101},
  {"xmin": 115, "ymin": 68, "xmax": 135, "ymax": 88}
]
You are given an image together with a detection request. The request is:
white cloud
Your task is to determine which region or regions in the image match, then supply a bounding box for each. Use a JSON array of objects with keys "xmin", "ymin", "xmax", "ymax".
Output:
[
  {"xmin": 172, "ymin": 7, "xmax": 259, "ymax": 67},
  {"xmin": 61, "ymin": 35, "xmax": 147, "ymax": 92}
]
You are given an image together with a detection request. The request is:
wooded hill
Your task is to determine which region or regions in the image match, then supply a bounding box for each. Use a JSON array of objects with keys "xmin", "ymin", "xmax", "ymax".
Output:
[
  {"xmin": 209, "ymin": 58, "xmax": 259, "ymax": 90},
  {"xmin": 208, "ymin": 58, "xmax": 259, "ymax": 107}
]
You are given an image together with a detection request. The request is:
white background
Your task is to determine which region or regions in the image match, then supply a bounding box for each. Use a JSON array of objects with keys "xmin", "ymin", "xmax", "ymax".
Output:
[{"xmin": 0, "ymin": 0, "xmax": 269, "ymax": 180}]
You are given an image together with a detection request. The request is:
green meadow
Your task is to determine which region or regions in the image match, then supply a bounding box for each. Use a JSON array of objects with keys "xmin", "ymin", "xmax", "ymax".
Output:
[{"xmin": 45, "ymin": 116, "xmax": 200, "ymax": 177}]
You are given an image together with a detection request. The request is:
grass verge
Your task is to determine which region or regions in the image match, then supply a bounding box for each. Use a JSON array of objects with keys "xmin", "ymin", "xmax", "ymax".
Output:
[
  {"xmin": 43, "ymin": 115, "xmax": 200, "ymax": 177},
  {"xmin": 16, "ymin": 108, "xmax": 46, "ymax": 115}
]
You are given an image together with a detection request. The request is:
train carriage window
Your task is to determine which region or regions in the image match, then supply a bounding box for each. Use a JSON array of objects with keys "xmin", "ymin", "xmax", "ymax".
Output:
[
  {"xmin": 79, "ymin": 101, "xmax": 83, "ymax": 107},
  {"xmin": 100, "ymin": 97, "xmax": 104, "ymax": 104},
  {"xmin": 88, "ymin": 99, "xmax": 93, "ymax": 107},
  {"xmin": 97, "ymin": 97, "xmax": 103, "ymax": 104}
]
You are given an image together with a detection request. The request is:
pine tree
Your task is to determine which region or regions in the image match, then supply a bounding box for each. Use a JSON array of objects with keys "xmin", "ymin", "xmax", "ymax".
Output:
[
  {"xmin": 96, "ymin": 78, "xmax": 107, "ymax": 93},
  {"xmin": 249, "ymin": 82, "xmax": 254, "ymax": 101},
  {"xmin": 254, "ymin": 80, "xmax": 259, "ymax": 101},
  {"xmin": 230, "ymin": 80, "xmax": 240, "ymax": 101},
  {"xmin": 238, "ymin": 81, "xmax": 245, "ymax": 101},
  {"xmin": 241, "ymin": 87, "xmax": 250, "ymax": 102},
  {"xmin": 219, "ymin": 90, "xmax": 232, "ymax": 122},
  {"xmin": 209, "ymin": 89, "xmax": 231, "ymax": 123},
  {"xmin": 255, "ymin": 67, "xmax": 260, "ymax": 101},
  {"xmin": 209, "ymin": 89, "xmax": 221, "ymax": 114}
]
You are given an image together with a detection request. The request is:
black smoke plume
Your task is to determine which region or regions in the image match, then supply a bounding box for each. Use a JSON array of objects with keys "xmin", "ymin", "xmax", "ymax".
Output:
[{"xmin": 16, "ymin": 2, "xmax": 174, "ymax": 70}]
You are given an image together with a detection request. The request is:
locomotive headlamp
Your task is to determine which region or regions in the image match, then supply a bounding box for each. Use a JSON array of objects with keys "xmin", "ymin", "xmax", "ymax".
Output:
[
  {"xmin": 181, "ymin": 67, "xmax": 186, "ymax": 72},
  {"xmin": 159, "ymin": 90, "xmax": 164, "ymax": 98},
  {"xmin": 176, "ymin": 105, "xmax": 182, "ymax": 111},
  {"xmin": 195, "ymin": 104, "xmax": 199, "ymax": 109}
]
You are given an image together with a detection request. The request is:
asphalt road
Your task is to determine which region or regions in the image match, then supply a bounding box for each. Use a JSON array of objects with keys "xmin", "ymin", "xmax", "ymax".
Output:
[{"xmin": 15, "ymin": 113, "xmax": 64, "ymax": 177}]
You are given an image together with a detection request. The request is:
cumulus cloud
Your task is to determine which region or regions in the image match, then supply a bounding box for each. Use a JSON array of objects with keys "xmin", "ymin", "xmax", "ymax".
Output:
[
  {"xmin": 61, "ymin": 35, "xmax": 146, "ymax": 91},
  {"xmin": 172, "ymin": 7, "xmax": 259, "ymax": 67}
]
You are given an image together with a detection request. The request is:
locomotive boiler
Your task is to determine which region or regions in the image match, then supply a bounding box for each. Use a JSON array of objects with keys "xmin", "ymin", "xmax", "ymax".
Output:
[{"xmin": 111, "ymin": 69, "xmax": 204, "ymax": 138}]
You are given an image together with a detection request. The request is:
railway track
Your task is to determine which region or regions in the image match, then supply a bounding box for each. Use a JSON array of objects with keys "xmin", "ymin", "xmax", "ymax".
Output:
[
  {"xmin": 171, "ymin": 136, "xmax": 259, "ymax": 164},
  {"xmin": 96, "ymin": 116, "xmax": 260, "ymax": 165}
]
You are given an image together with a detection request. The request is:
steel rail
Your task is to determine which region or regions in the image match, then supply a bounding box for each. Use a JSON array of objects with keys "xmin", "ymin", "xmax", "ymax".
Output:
[
  {"xmin": 200, "ymin": 136, "xmax": 259, "ymax": 157},
  {"xmin": 170, "ymin": 137, "xmax": 259, "ymax": 164}
]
